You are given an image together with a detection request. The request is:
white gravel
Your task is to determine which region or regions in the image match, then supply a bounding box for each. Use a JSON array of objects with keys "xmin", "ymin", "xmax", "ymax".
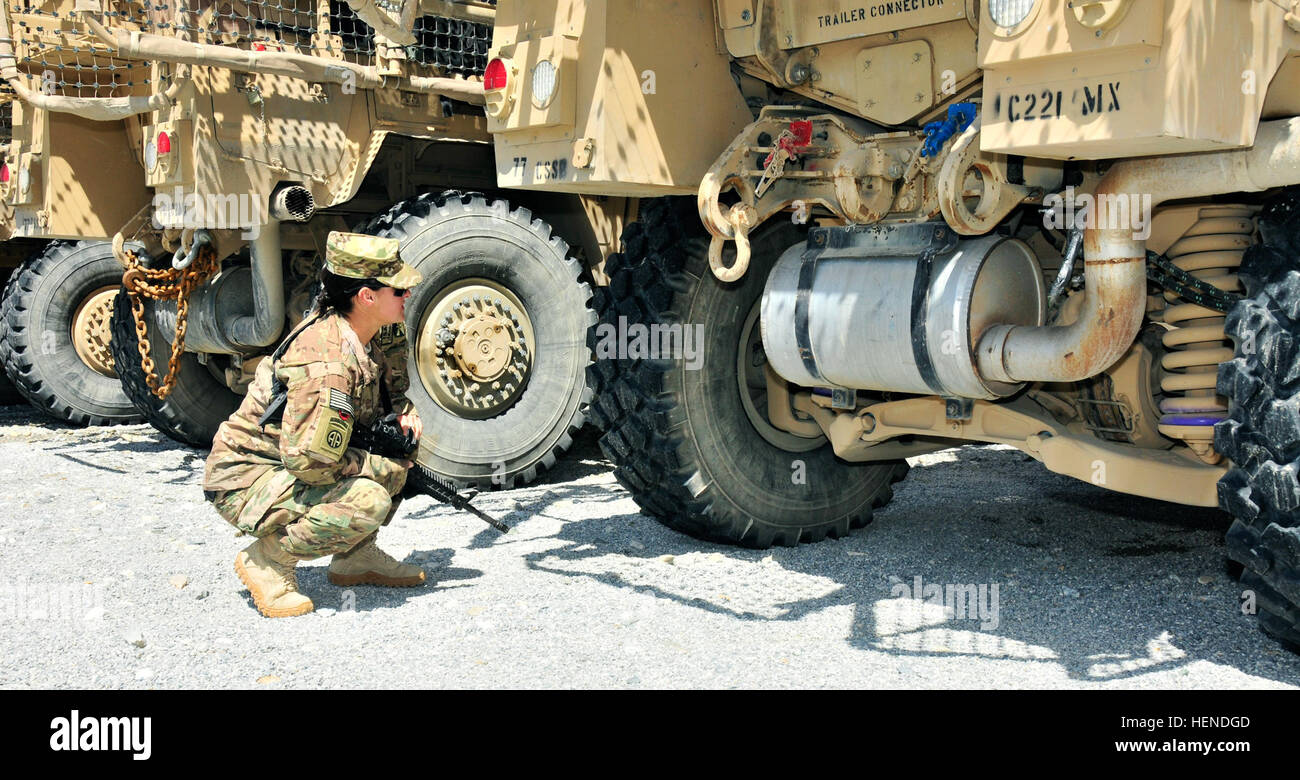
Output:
[{"xmin": 0, "ymin": 401, "xmax": 1297, "ymax": 689}]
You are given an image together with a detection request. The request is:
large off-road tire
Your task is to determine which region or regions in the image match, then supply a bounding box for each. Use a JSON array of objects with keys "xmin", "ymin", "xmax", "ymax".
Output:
[
  {"xmin": 0, "ymin": 267, "xmax": 21, "ymax": 405},
  {"xmin": 373, "ymin": 191, "xmax": 595, "ymax": 488},
  {"xmin": 0, "ymin": 241, "xmax": 144, "ymax": 425},
  {"xmin": 596, "ymin": 197, "xmax": 909, "ymax": 548},
  {"xmin": 0, "ymin": 371, "xmax": 18, "ymax": 405},
  {"xmin": 1216, "ymin": 188, "xmax": 1300, "ymax": 648},
  {"xmin": 108, "ymin": 277, "xmax": 242, "ymax": 448}
]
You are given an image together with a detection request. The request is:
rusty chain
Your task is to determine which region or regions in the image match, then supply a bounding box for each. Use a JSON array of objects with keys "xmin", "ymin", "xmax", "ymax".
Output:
[{"xmin": 120, "ymin": 245, "xmax": 221, "ymax": 400}]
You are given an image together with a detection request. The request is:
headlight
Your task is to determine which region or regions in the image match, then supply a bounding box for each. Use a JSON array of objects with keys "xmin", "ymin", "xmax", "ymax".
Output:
[
  {"xmin": 531, "ymin": 59, "xmax": 557, "ymax": 109},
  {"xmin": 144, "ymin": 140, "xmax": 157, "ymax": 172},
  {"xmin": 988, "ymin": 0, "xmax": 1035, "ymax": 29}
]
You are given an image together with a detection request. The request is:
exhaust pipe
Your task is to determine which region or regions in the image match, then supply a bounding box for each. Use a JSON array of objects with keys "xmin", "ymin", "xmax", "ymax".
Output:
[
  {"xmin": 977, "ymin": 117, "xmax": 1300, "ymax": 385},
  {"xmin": 226, "ymin": 217, "xmax": 286, "ymax": 349},
  {"xmin": 269, "ymin": 185, "xmax": 316, "ymax": 223}
]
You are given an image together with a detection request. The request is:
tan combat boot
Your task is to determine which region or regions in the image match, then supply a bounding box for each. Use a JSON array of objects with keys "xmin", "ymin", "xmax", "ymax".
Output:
[
  {"xmin": 328, "ymin": 533, "xmax": 426, "ymax": 587},
  {"xmin": 234, "ymin": 534, "xmax": 315, "ymax": 618}
]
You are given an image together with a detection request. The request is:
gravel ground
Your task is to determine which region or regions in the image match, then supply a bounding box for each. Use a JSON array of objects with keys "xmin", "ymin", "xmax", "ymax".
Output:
[{"xmin": 0, "ymin": 401, "xmax": 1298, "ymax": 689}]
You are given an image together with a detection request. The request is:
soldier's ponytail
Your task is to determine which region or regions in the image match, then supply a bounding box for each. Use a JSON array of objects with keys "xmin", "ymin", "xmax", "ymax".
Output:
[{"xmin": 317, "ymin": 269, "xmax": 385, "ymax": 316}]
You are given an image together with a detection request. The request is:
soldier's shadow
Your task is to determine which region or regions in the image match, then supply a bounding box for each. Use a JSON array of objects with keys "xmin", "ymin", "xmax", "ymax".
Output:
[
  {"xmin": 515, "ymin": 446, "xmax": 1300, "ymax": 685},
  {"xmin": 287, "ymin": 547, "xmax": 483, "ymax": 612}
]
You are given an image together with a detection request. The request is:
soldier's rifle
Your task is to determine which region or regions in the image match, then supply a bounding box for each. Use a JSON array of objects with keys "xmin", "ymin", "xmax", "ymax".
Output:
[{"xmin": 348, "ymin": 414, "xmax": 510, "ymax": 534}]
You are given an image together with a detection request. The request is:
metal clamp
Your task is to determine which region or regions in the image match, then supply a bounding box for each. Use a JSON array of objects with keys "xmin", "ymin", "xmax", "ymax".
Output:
[{"xmin": 172, "ymin": 230, "xmax": 213, "ymax": 270}]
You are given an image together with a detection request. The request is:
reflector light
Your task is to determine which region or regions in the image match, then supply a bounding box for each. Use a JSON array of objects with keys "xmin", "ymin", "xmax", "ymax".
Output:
[
  {"xmin": 156, "ymin": 131, "xmax": 172, "ymax": 155},
  {"xmin": 484, "ymin": 58, "xmax": 508, "ymax": 91},
  {"xmin": 0, "ymin": 164, "xmax": 8, "ymax": 184},
  {"xmin": 531, "ymin": 60, "xmax": 557, "ymax": 108},
  {"xmin": 988, "ymin": 0, "xmax": 1035, "ymax": 28}
]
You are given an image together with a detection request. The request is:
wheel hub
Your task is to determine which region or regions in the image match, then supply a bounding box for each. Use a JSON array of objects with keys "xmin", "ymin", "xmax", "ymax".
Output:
[
  {"xmin": 736, "ymin": 299, "xmax": 825, "ymax": 453},
  {"xmin": 416, "ymin": 280, "xmax": 534, "ymax": 419},
  {"xmin": 70, "ymin": 286, "xmax": 119, "ymax": 378}
]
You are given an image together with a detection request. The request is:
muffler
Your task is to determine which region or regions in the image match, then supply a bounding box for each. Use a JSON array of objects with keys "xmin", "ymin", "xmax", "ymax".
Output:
[
  {"xmin": 269, "ymin": 185, "xmax": 316, "ymax": 223},
  {"xmin": 761, "ymin": 224, "xmax": 1045, "ymax": 400}
]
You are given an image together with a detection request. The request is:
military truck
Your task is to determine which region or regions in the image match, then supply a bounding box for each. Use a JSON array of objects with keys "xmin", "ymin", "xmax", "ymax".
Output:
[
  {"xmin": 483, "ymin": 0, "xmax": 1300, "ymax": 648},
  {"xmin": 0, "ymin": 50, "xmax": 152, "ymax": 425},
  {"xmin": 0, "ymin": 0, "xmax": 627, "ymax": 488}
]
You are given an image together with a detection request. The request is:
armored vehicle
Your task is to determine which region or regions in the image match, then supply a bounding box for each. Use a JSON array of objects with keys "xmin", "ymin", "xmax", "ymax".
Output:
[
  {"xmin": 2, "ymin": 0, "xmax": 625, "ymax": 488},
  {"xmin": 0, "ymin": 76, "xmax": 146, "ymax": 425},
  {"xmin": 484, "ymin": 0, "xmax": 1300, "ymax": 647}
]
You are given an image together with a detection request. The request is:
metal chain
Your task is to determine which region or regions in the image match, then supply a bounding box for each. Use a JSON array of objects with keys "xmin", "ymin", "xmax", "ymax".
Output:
[
  {"xmin": 1146, "ymin": 250, "xmax": 1241, "ymax": 314},
  {"xmin": 120, "ymin": 244, "xmax": 221, "ymax": 400}
]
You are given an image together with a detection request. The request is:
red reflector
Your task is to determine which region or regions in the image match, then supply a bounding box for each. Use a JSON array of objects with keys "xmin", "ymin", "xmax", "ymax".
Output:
[
  {"xmin": 156, "ymin": 132, "xmax": 172, "ymax": 155},
  {"xmin": 789, "ymin": 120, "xmax": 813, "ymax": 146},
  {"xmin": 0, "ymin": 164, "xmax": 8, "ymax": 184},
  {"xmin": 254, "ymin": 43, "xmax": 266, "ymax": 51},
  {"xmin": 484, "ymin": 58, "xmax": 508, "ymax": 91}
]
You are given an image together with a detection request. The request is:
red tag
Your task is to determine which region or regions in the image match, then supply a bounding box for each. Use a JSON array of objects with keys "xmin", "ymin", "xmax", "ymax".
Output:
[{"xmin": 788, "ymin": 120, "xmax": 813, "ymax": 147}]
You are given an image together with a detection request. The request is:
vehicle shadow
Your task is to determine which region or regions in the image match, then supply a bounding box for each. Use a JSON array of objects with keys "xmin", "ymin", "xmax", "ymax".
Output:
[
  {"xmin": 8, "ymin": 401, "xmax": 1297, "ymax": 685},
  {"xmin": 514, "ymin": 444, "xmax": 1300, "ymax": 687}
]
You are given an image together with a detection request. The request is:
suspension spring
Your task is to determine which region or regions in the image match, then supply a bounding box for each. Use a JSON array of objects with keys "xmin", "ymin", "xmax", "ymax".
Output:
[{"xmin": 1155, "ymin": 205, "xmax": 1257, "ymax": 464}]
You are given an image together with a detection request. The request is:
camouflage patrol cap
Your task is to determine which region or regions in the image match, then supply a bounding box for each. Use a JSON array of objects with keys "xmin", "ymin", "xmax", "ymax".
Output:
[{"xmin": 324, "ymin": 231, "xmax": 423, "ymax": 289}]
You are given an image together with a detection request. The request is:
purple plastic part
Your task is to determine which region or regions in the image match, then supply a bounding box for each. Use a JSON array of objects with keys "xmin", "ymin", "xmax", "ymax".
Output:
[
  {"xmin": 1158, "ymin": 399, "xmax": 1224, "ymax": 414},
  {"xmin": 1160, "ymin": 414, "xmax": 1227, "ymax": 426}
]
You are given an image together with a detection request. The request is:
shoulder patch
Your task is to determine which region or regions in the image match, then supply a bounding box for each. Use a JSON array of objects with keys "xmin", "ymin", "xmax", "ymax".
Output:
[
  {"xmin": 309, "ymin": 408, "xmax": 353, "ymax": 460},
  {"xmin": 328, "ymin": 388, "xmax": 355, "ymax": 415}
]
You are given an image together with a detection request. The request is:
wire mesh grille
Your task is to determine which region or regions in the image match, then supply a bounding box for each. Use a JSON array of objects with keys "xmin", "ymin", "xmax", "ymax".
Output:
[
  {"xmin": 8, "ymin": 0, "xmax": 157, "ymax": 98},
  {"xmin": 4, "ymin": 0, "xmax": 492, "ymax": 99},
  {"xmin": 411, "ymin": 14, "xmax": 489, "ymax": 77},
  {"xmin": 0, "ymin": 98, "xmax": 13, "ymax": 146},
  {"xmin": 327, "ymin": 0, "xmax": 375, "ymax": 64}
]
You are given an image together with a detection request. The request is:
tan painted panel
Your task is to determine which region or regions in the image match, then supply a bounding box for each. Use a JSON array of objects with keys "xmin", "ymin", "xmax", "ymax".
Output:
[
  {"xmin": 491, "ymin": 0, "xmax": 753, "ymax": 194},
  {"xmin": 854, "ymin": 40, "xmax": 933, "ymax": 124},
  {"xmin": 1263, "ymin": 54, "xmax": 1300, "ymax": 120},
  {"xmin": 788, "ymin": 0, "xmax": 968, "ymax": 47},
  {"xmin": 491, "ymin": 34, "xmax": 578, "ymax": 130},
  {"xmin": 981, "ymin": 0, "xmax": 1300, "ymax": 159},
  {"xmin": 718, "ymin": 0, "xmax": 754, "ymax": 29},
  {"xmin": 727, "ymin": 18, "xmax": 977, "ymax": 127},
  {"xmin": 42, "ymin": 112, "xmax": 151, "ymax": 240}
]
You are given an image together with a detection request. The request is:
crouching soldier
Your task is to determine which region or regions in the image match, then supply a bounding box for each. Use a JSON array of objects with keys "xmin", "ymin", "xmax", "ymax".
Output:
[{"xmin": 203, "ymin": 232, "xmax": 427, "ymax": 617}]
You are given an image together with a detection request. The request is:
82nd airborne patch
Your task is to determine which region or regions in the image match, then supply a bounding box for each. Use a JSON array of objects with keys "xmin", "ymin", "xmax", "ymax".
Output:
[{"xmin": 309, "ymin": 389, "xmax": 355, "ymax": 460}]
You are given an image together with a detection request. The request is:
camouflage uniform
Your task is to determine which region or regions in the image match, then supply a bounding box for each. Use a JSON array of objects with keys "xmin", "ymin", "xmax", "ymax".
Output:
[{"xmin": 202, "ymin": 232, "xmax": 423, "ymax": 561}]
